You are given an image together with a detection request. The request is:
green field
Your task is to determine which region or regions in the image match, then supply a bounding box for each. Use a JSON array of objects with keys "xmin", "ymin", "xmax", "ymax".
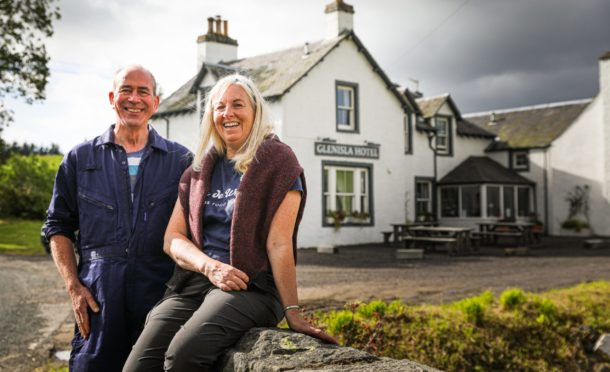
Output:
[{"xmin": 0, "ymin": 219, "xmax": 46, "ymax": 255}]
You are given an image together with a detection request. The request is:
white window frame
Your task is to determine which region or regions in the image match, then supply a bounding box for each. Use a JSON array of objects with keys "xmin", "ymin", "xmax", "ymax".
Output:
[
  {"xmin": 415, "ymin": 179, "xmax": 433, "ymax": 219},
  {"xmin": 323, "ymin": 163, "xmax": 372, "ymax": 227},
  {"xmin": 336, "ymin": 82, "xmax": 358, "ymax": 132},
  {"xmin": 435, "ymin": 116, "xmax": 450, "ymax": 154},
  {"xmin": 512, "ymin": 151, "xmax": 529, "ymax": 171}
]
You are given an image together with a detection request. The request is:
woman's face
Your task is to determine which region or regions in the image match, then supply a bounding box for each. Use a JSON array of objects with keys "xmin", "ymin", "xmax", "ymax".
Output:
[{"xmin": 213, "ymin": 84, "xmax": 255, "ymax": 157}]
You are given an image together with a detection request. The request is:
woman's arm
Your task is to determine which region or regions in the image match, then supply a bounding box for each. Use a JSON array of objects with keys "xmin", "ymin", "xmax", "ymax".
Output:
[
  {"xmin": 164, "ymin": 199, "xmax": 249, "ymax": 291},
  {"xmin": 267, "ymin": 190, "xmax": 338, "ymax": 344}
]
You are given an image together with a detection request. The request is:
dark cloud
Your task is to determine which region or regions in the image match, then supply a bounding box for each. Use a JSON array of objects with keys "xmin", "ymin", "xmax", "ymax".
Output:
[{"xmin": 357, "ymin": 0, "xmax": 610, "ymax": 112}]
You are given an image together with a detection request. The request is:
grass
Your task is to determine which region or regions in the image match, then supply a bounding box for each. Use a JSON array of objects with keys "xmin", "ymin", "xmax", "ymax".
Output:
[
  {"xmin": 0, "ymin": 218, "xmax": 46, "ymax": 255},
  {"xmin": 314, "ymin": 281, "xmax": 610, "ymax": 371}
]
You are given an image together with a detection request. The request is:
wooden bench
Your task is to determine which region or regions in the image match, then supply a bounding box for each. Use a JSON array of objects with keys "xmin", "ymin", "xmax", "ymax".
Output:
[
  {"xmin": 381, "ymin": 231, "xmax": 393, "ymax": 245},
  {"xmin": 472, "ymin": 231, "xmax": 524, "ymax": 245},
  {"xmin": 403, "ymin": 236, "xmax": 458, "ymax": 255}
]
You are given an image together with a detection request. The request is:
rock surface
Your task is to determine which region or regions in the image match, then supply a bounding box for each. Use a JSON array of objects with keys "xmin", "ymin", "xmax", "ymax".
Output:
[
  {"xmin": 220, "ymin": 328, "xmax": 440, "ymax": 372},
  {"xmin": 596, "ymin": 334, "xmax": 610, "ymax": 358}
]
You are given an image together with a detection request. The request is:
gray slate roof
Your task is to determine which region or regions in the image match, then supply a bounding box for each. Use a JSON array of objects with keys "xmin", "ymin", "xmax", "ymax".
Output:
[
  {"xmin": 464, "ymin": 100, "xmax": 592, "ymax": 150},
  {"xmin": 156, "ymin": 32, "xmax": 418, "ymax": 117},
  {"xmin": 438, "ymin": 156, "xmax": 534, "ymax": 185},
  {"xmin": 416, "ymin": 94, "xmax": 453, "ymax": 119},
  {"xmin": 415, "ymin": 94, "xmax": 494, "ymax": 139}
]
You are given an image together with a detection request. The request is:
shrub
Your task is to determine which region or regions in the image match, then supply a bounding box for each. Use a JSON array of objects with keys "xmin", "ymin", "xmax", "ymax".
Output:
[
  {"xmin": 314, "ymin": 282, "xmax": 610, "ymax": 371},
  {"xmin": 0, "ymin": 155, "xmax": 59, "ymax": 219},
  {"xmin": 500, "ymin": 288, "xmax": 527, "ymax": 310},
  {"xmin": 561, "ymin": 219, "xmax": 589, "ymax": 231},
  {"xmin": 450, "ymin": 290, "xmax": 494, "ymax": 324},
  {"xmin": 356, "ymin": 299, "xmax": 387, "ymax": 318}
]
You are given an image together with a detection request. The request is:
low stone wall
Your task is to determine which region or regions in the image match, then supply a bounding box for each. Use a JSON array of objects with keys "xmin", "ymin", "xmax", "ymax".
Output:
[{"xmin": 220, "ymin": 328, "xmax": 440, "ymax": 371}]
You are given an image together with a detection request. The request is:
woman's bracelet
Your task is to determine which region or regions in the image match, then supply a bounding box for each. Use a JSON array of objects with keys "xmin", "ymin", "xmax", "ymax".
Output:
[{"xmin": 283, "ymin": 305, "xmax": 302, "ymax": 313}]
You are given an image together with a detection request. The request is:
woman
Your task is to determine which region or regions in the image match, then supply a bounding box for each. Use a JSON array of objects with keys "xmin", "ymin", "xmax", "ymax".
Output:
[{"xmin": 123, "ymin": 74, "xmax": 336, "ymax": 371}]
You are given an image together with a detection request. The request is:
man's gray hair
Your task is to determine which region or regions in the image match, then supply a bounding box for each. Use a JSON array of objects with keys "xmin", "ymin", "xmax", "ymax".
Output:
[{"xmin": 113, "ymin": 64, "xmax": 158, "ymax": 95}]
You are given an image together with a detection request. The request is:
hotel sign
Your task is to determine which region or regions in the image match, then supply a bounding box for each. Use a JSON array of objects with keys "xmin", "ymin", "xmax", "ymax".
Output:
[{"xmin": 314, "ymin": 142, "xmax": 380, "ymax": 159}]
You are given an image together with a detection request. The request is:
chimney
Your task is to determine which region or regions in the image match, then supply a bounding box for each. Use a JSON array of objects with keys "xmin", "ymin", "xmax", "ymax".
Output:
[
  {"xmin": 488, "ymin": 112, "xmax": 497, "ymax": 126},
  {"xmin": 324, "ymin": 0, "xmax": 354, "ymax": 39},
  {"xmin": 196, "ymin": 15, "xmax": 238, "ymax": 68},
  {"xmin": 600, "ymin": 52, "xmax": 610, "ymax": 198}
]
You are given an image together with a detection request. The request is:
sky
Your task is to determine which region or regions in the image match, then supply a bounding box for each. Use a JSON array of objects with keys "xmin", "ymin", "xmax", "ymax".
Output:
[{"xmin": 4, "ymin": 0, "xmax": 610, "ymax": 152}]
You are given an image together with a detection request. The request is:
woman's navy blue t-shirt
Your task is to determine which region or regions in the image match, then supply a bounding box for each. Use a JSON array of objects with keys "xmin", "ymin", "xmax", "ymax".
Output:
[{"xmin": 202, "ymin": 156, "xmax": 302, "ymax": 263}]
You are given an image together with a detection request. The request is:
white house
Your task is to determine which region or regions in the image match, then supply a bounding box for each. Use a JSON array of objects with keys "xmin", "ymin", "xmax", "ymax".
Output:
[
  {"xmin": 152, "ymin": 0, "xmax": 610, "ymax": 245},
  {"xmin": 152, "ymin": 1, "xmax": 425, "ymax": 248},
  {"xmin": 464, "ymin": 53, "xmax": 610, "ymax": 237}
]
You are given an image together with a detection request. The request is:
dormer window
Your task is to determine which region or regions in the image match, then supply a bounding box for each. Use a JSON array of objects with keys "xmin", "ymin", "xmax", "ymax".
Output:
[
  {"xmin": 510, "ymin": 150, "xmax": 529, "ymax": 171},
  {"xmin": 336, "ymin": 81, "xmax": 359, "ymax": 132}
]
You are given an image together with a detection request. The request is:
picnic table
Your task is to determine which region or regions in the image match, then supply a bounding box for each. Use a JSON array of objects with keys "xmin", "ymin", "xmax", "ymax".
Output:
[
  {"xmin": 475, "ymin": 221, "xmax": 535, "ymax": 246},
  {"xmin": 390, "ymin": 221, "xmax": 438, "ymax": 243},
  {"xmin": 404, "ymin": 226, "xmax": 473, "ymax": 256}
]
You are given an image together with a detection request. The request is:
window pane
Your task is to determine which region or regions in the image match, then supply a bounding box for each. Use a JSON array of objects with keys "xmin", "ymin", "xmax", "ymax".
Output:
[
  {"xmin": 461, "ymin": 186, "xmax": 481, "ymax": 217},
  {"xmin": 441, "ymin": 187, "xmax": 459, "ymax": 217},
  {"xmin": 416, "ymin": 181, "xmax": 429, "ymax": 199},
  {"xmin": 336, "ymin": 170, "xmax": 353, "ymax": 193},
  {"xmin": 336, "ymin": 89, "xmax": 345, "ymax": 106},
  {"xmin": 517, "ymin": 187, "xmax": 530, "ymax": 217},
  {"xmin": 337, "ymin": 87, "xmax": 352, "ymax": 107},
  {"xmin": 337, "ymin": 109, "xmax": 350, "ymax": 125},
  {"xmin": 336, "ymin": 195, "xmax": 353, "ymax": 213},
  {"xmin": 503, "ymin": 186, "xmax": 515, "ymax": 219},
  {"xmin": 487, "ymin": 186, "xmax": 501, "ymax": 218},
  {"xmin": 437, "ymin": 119, "xmax": 447, "ymax": 135}
]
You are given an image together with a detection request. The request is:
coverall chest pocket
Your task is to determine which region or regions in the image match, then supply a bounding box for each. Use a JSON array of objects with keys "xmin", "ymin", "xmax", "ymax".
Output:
[
  {"xmin": 77, "ymin": 190, "xmax": 118, "ymax": 248},
  {"xmin": 143, "ymin": 187, "xmax": 177, "ymax": 255}
]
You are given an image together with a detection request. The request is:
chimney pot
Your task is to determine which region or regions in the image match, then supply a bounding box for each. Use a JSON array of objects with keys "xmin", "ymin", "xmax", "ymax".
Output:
[
  {"xmin": 303, "ymin": 42, "xmax": 310, "ymax": 55},
  {"xmin": 215, "ymin": 15, "xmax": 222, "ymax": 34},
  {"xmin": 223, "ymin": 20, "xmax": 228, "ymax": 36},
  {"xmin": 207, "ymin": 17, "xmax": 214, "ymax": 34}
]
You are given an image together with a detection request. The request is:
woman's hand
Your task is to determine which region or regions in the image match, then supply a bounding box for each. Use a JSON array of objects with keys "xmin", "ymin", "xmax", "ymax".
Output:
[
  {"xmin": 285, "ymin": 308, "xmax": 338, "ymax": 345},
  {"xmin": 203, "ymin": 260, "xmax": 249, "ymax": 291}
]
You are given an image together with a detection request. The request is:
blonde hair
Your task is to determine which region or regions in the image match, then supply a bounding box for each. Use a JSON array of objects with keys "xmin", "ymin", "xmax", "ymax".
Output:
[{"xmin": 192, "ymin": 74, "xmax": 274, "ymax": 173}]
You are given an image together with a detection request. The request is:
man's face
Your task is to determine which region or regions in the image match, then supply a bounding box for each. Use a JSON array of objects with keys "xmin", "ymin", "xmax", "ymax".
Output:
[{"xmin": 109, "ymin": 68, "xmax": 159, "ymax": 130}]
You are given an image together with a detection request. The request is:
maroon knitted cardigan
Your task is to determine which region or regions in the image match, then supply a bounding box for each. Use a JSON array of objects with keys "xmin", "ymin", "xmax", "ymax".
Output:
[{"xmin": 166, "ymin": 135, "xmax": 306, "ymax": 291}]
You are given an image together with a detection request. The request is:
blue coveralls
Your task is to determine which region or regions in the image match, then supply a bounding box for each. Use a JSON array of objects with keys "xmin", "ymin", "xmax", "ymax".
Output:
[{"xmin": 44, "ymin": 125, "xmax": 191, "ymax": 371}]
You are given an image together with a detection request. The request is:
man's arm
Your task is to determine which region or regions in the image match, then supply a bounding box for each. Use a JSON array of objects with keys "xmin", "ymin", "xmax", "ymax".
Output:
[{"xmin": 50, "ymin": 235, "xmax": 99, "ymax": 339}]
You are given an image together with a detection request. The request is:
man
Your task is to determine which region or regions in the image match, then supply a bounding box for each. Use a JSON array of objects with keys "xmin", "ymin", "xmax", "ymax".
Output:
[{"xmin": 44, "ymin": 65, "xmax": 191, "ymax": 371}]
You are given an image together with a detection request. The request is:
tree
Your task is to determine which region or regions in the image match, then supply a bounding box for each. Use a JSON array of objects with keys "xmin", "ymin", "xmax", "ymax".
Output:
[
  {"xmin": 0, "ymin": 0, "xmax": 61, "ymax": 128},
  {"xmin": 0, "ymin": 154, "xmax": 57, "ymax": 218}
]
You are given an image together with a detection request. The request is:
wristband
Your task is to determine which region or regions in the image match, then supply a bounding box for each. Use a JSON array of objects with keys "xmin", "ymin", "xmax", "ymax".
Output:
[{"xmin": 283, "ymin": 305, "xmax": 302, "ymax": 313}]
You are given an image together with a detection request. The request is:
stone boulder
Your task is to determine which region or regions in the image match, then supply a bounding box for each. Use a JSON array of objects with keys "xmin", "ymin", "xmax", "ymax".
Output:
[
  {"xmin": 595, "ymin": 334, "xmax": 610, "ymax": 358},
  {"xmin": 220, "ymin": 327, "xmax": 440, "ymax": 371}
]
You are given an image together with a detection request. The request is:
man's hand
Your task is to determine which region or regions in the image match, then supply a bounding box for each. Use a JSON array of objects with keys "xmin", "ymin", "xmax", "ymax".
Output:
[
  {"xmin": 68, "ymin": 283, "xmax": 99, "ymax": 339},
  {"xmin": 285, "ymin": 309, "xmax": 338, "ymax": 345},
  {"xmin": 202, "ymin": 260, "xmax": 249, "ymax": 291}
]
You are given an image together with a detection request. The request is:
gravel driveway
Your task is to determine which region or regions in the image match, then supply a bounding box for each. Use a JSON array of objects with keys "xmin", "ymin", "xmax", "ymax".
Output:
[
  {"xmin": 0, "ymin": 255, "xmax": 69, "ymax": 372},
  {"xmin": 296, "ymin": 236, "xmax": 610, "ymax": 309},
  {"xmin": 1, "ymin": 236, "xmax": 609, "ymax": 370}
]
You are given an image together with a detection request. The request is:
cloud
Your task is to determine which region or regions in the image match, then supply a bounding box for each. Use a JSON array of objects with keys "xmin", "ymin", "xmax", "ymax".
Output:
[{"xmin": 5, "ymin": 0, "xmax": 610, "ymax": 151}]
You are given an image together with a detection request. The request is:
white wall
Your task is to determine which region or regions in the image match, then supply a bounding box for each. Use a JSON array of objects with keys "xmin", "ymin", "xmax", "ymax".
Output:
[
  {"xmin": 151, "ymin": 113, "xmax": 199, "ymax": 151},
  {"xmin": 550, "ymin": 96, "xmax": 609, "ymax": 236}
]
